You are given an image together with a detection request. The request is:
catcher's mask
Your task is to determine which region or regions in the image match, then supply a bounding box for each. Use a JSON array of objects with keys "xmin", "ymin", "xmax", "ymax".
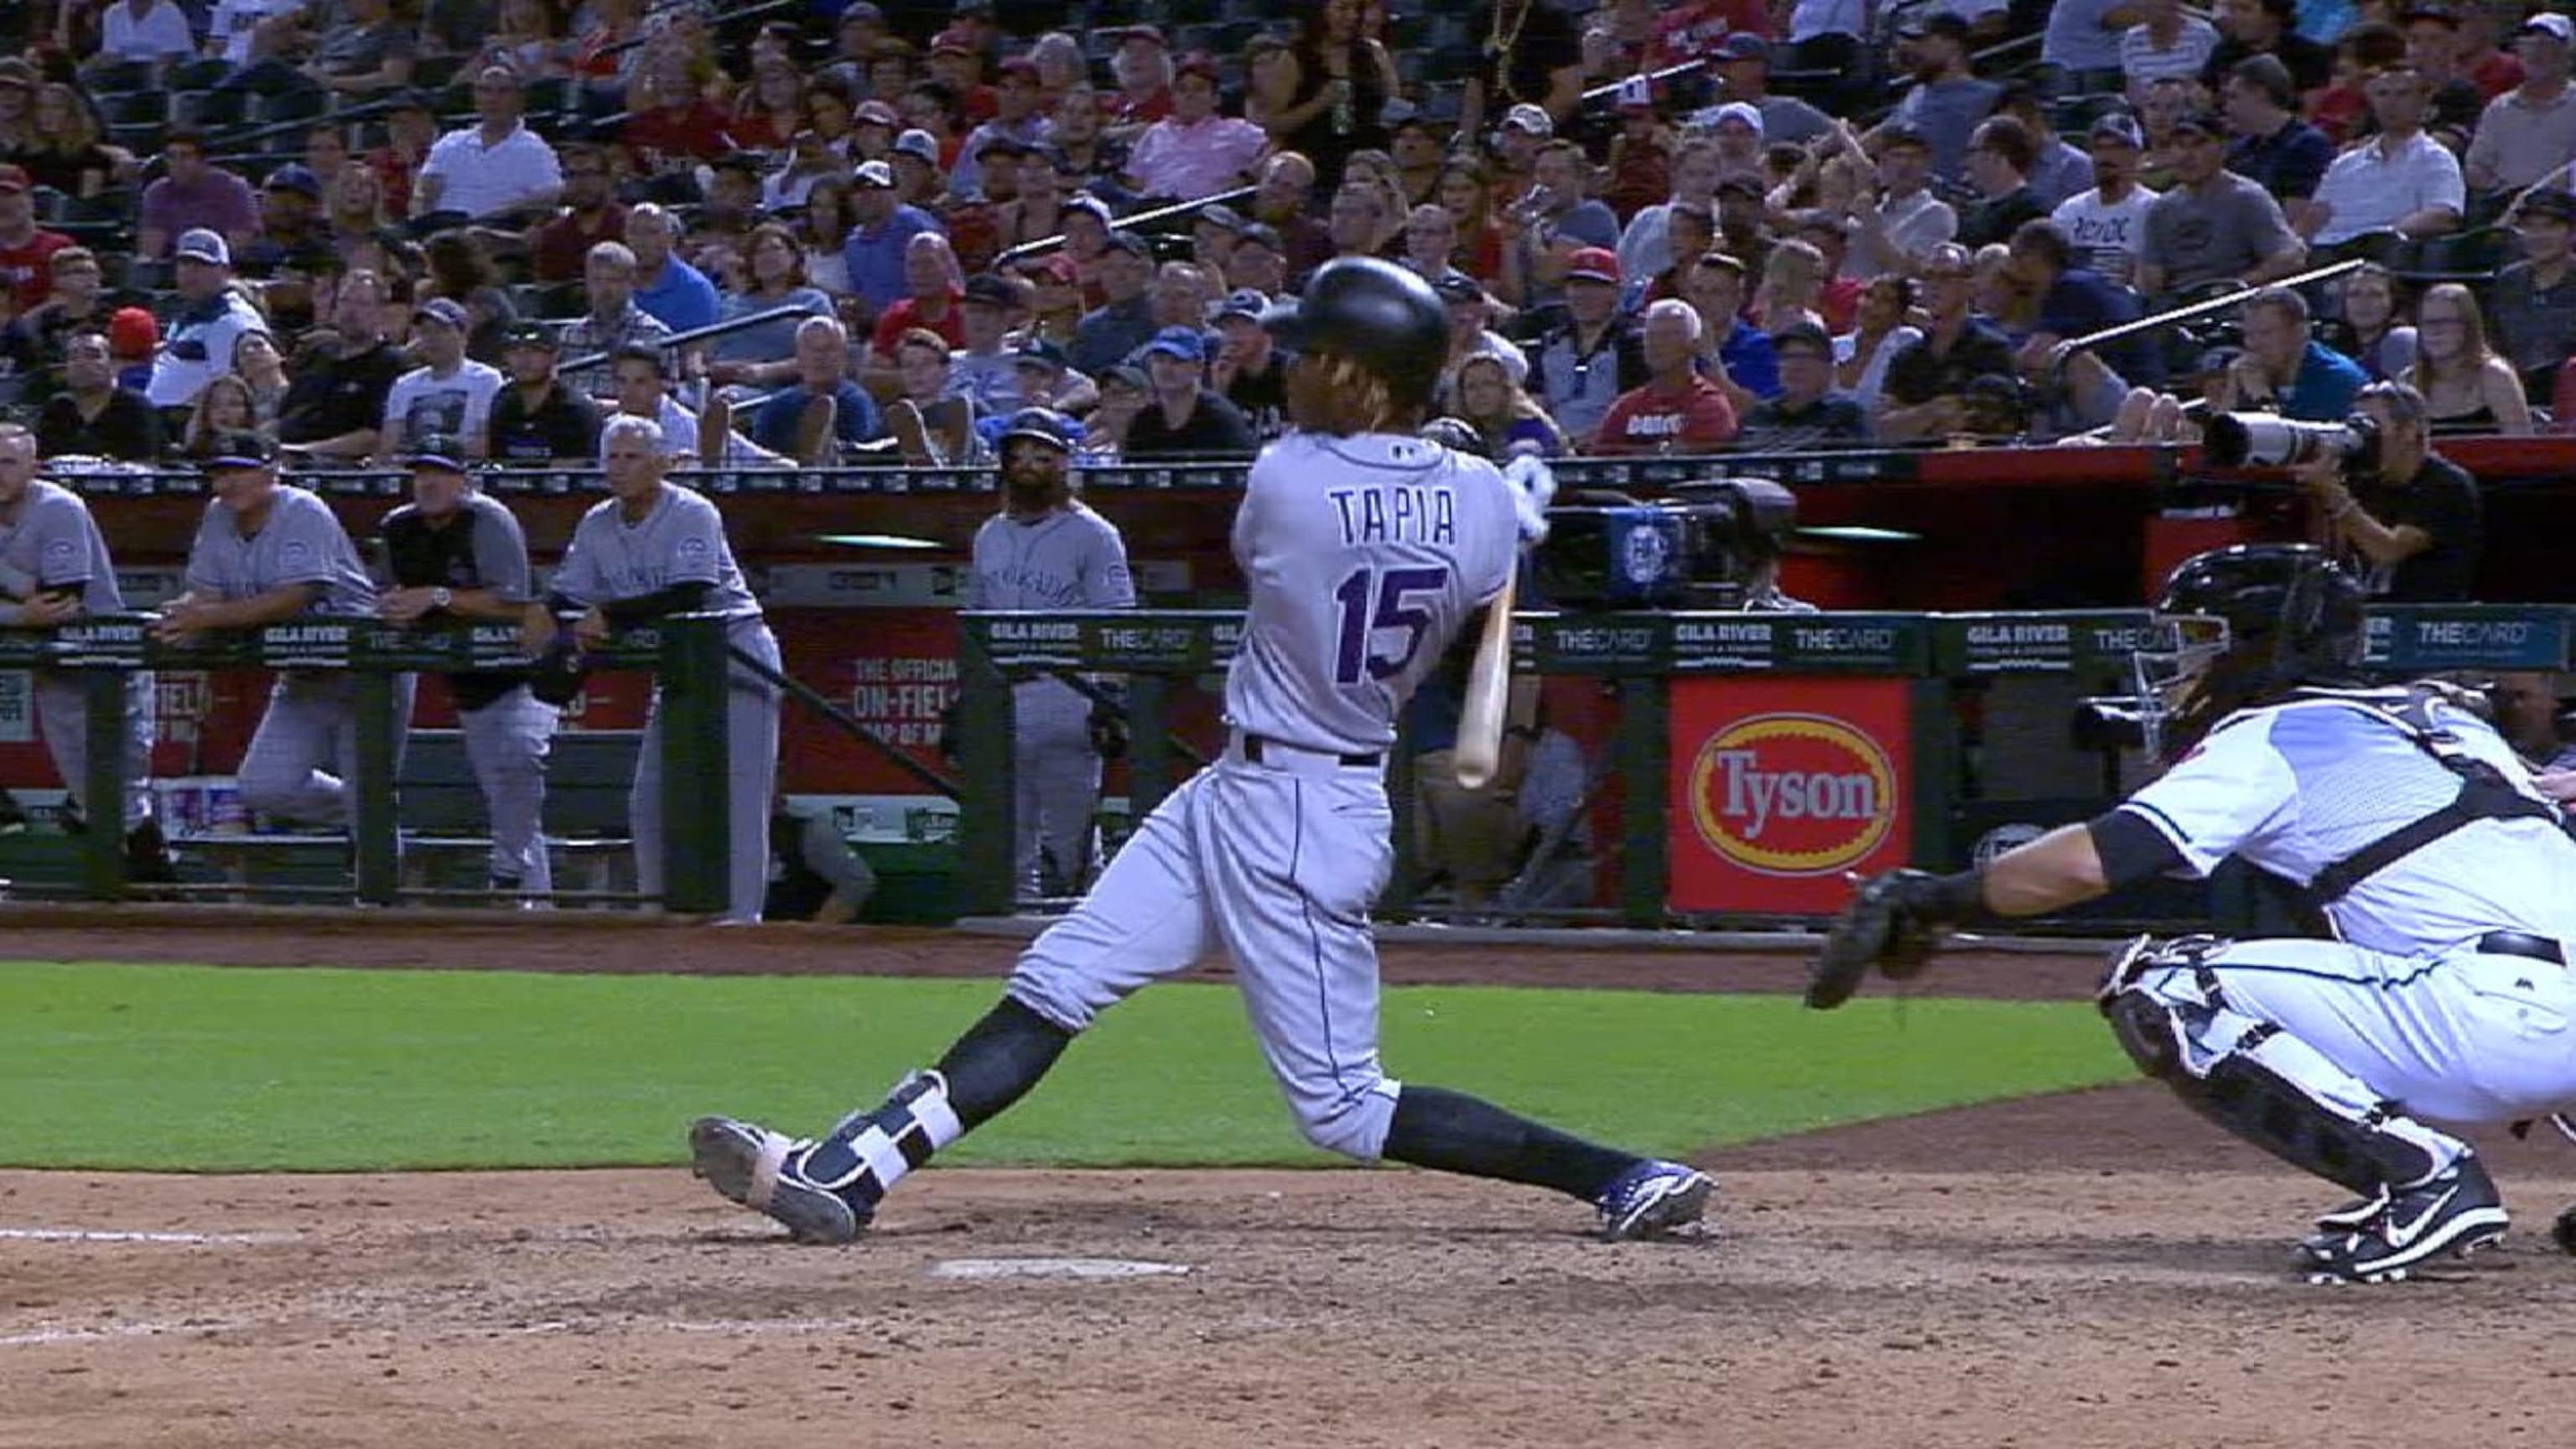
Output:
[
  {"xmin": 2130, "ymin": 611, "xmax": 2232, "ymax": 761},
  {"xmin": 2131, "ymin": 543, "xmax": 2367, "ymax": 761}
]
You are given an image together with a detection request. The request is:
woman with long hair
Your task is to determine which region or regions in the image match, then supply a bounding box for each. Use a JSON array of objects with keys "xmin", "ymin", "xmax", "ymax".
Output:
[
  {"xmin": 1436, "ymin": 160, "xmax": 1506, "ymax": 283},
  {"xmin": 231, "ymin": 333, "xmax": 291, "ymax": 428},
  {"xmin": 798, "ymin": 177, "xmax": 855, "ymax": 295},
  {"xmin": 1259, "ymin": 0, "xmax": 1396, "ymax": 192},
  {"xmin": 1011, "ymin": 253, "xmax": 1084, "ymax": 346},
  {"xmin": 184, "ymin": 373, "xmax": 265, "ymax": 455},
  {"xmin": 730, "ymin": 54, "xmax": 808, "ymax": 154},
  {"xmin": 421, "ymin": 229, "xmax": 518, "ymax": 366},
  {"xmin": 1834, "ymin": 275, "xmax": 1924, "ymax": 413},
  {"xmin": 326, "ymin": 161, "xmax": 391, "ymax": 257},
  {"xmin": 1752, "ymin": 239, "xmax": 1830, "ymax": 336},
  {"xmin": 2404, "ymin": 283, "xmax": 2533, "ymax": 434},
  {"xmin": 20, "ymin": 82, "xmax": 125, "ymax": 198},
  {"xmin": 2324, "ymin": 262, "xmax": 2420, "ymax": 382},
  {"xmin": 1449, "ymin": 353, "xmax": 1567, "ymax": 457},
  {"xmin": 995, "ymin": 151, "xmax": 1067, "ymax": 254},
  {"xmin": 708, "ymin": 221, "xmax": 834, "ymax": 390}
]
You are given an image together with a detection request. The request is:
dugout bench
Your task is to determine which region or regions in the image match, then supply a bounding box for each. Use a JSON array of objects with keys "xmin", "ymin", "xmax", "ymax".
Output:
[{"xmin": 955, "ymin": 604, "xmax": 2574, "ymax": 931}]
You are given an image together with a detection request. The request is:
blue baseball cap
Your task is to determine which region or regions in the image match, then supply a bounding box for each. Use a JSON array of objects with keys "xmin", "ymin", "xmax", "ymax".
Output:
[
  {"xmin": 199, "ymin": 430, "xmax": 274, "ymax": 472},
  {"xmin": 1141, "ymin": 325, "xmax": 1206, "ymax": 362},
  {"xmin": 402, "ymin": 441, "xmax": 470, "ymax": 474}
]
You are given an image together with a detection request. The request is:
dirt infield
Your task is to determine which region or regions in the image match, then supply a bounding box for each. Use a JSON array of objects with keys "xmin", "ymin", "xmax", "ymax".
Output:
[{"xmin": 9, "ymin": 918, "xmax": 2576, "ymax": 1448}]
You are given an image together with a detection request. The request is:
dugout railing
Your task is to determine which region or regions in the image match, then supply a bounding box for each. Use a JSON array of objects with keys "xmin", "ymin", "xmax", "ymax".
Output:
[{"xmin": 958, "ymin": 604, "xmax": 2575, "ymax": 931}]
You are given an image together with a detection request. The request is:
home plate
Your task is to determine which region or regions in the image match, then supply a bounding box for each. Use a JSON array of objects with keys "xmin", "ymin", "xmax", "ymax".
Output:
[{"xmin": 930, "ymin": 1257, "xmax": 1192, "ymax": 1280}]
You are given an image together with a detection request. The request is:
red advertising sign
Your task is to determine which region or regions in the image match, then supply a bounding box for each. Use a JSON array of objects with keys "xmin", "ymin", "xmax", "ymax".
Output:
[{"xmin": 1667, "ymin": 677, "xmax": 1914, "ymax": 914}]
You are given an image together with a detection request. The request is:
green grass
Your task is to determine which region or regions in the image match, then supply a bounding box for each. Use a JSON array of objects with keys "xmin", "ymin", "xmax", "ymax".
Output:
[{"xmin": 0, "ymin": 963, "xmax": 2130, "ymax": 1172}]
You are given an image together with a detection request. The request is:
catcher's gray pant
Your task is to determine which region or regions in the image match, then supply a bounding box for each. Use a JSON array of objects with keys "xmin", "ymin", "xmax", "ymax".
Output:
[
  {"xmin": 239, "ymin": 673, "xmax": 417, "ymax": 828},
  {"xmin": 33, "ymin": 670, "xmax": 155, "ymax": 830},
  {"xmin": 631, "ymin": 621, "xmax": 780, "ymax": 923},
  {"xmin": 457, "ymin": 683, "xmax": 557, "ymax": 890},
  {"xmin": 1012, "ymin": 677, "xmax": 1100, "ymax": 896},
  {"xmin": 1007, "ymin": 739, "xmax": 1402, "ymax": 1160}
]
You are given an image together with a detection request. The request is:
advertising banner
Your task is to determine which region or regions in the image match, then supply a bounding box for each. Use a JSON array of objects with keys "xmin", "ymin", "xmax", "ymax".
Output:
[{"xmin": 1668, "ymin": 677, "xmax": 1915, "ymax": 913}]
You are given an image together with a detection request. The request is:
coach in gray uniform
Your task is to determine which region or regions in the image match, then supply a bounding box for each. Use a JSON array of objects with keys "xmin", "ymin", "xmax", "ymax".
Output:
[
  {"xmin": 520, "ymin": 414, "xmax": 780, "ymax": 922},
  {"xmin": 0, "ymin": 423, "xmax": 171, "ymax": 877},
  {"xmin": 968, "ymin": 407, "xmax": 1135, "ymax": 896},
  {"xmin": 381, "ymin": 442, "xmax": 556, "ymax": 898},
  {"xmin": 154, "ymin": 431, "xmax": 411, "ymax": 829}
]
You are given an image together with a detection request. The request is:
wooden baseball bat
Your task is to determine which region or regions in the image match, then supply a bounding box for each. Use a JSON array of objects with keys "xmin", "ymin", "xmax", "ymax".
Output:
[{"xmin": 1452, "ymin": 573, "xmax": 1516, "ymax": 790}]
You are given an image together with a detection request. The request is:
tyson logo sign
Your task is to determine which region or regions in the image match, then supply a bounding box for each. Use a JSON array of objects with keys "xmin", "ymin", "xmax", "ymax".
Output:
[{"xmin": 1686, "ymin": 713, "xmax": 1897, "ymax": 876}]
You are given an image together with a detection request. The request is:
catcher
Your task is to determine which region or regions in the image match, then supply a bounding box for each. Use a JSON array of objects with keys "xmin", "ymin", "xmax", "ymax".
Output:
[{"xmin": 1809, "ymin": 543, "xmax": 2576, "ymax": 1284}]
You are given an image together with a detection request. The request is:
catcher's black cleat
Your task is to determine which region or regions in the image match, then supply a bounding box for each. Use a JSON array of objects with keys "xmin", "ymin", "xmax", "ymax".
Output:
[{"xmin": 2298, "ymin": 1155, "xmax": 2508, "ymax": 1285}]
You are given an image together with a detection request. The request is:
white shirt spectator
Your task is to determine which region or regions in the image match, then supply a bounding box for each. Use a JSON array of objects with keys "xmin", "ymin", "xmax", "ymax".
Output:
[
  {"xmin": 1125, "ymin": 113, "xmax": 1272, "ymax": 202},
  {"xmin": 637, "ymin": 395, "xmax": 792, "ymax": 466},
  {"xmin": 382, "ymin": 359, "xmax": 505, "ymax": 457},
  {"xmin": 1834, "ymin": 324, "xmax": 1923, "ymax": 411},
  {"xmin": 1787, "ymin": 0, "xmax": 1868, "ymax": 41},
  {"xmin": 418, "ymin": 122, "xmax": 565, "ymax": 221},
  {"xmin": 97, "ymin": 0, "xmax": 197, "ymax": 62},
  {"xmin": 2051, "ymin": 184, "xmax": 2162, "ymax": 285},
  {"xmin": 207, "ymin": 0, "xmax": 299, "ymax": 63},
  {"xmin": 146, "ymin": 289, "xmax": 269, "ymax": 408},
  {"xmin": 2119, "ymin": 18, "xmax": 2220, "ymax": 90},
  {"xmin": 2310, "ymin": 132, "xmax": 2465, "ymax": 247},
  {"xmin": 1847, "ymin": 190, "xmax": 1958, "ymax": 281}
]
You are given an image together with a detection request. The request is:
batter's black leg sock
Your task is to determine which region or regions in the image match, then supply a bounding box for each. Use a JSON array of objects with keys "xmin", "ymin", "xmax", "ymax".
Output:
[
  {"xmin": 1380, "ymin": 1085, "xmax": 1641, "ymax": 1202},
  {"xmin": 932, "ymin": 995, "xmax": 1076, "ymax": 1130}
]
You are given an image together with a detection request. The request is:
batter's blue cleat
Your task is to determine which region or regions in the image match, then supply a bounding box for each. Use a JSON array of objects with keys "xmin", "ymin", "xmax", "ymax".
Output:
[
  {"xmin": 688, "ymin": 1116, "xmax": 873, "ymax": 1245},
  {"xmin": 1595, "ymin": 1160, "xmax": 1716, "ymax": 1241}
]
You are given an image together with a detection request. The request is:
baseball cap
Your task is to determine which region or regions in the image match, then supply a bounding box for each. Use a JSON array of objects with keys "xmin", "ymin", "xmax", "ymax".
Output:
[
  {"xmin": 402, "ymin": 439, "xmax": 470, "ymax": 473},
  {"xmin": 1000, "ymin": 406, "xmax": 1078, "ymax": 453},
  {"xmin": 893, "ymin": 128, "xmax": 940, "ymax": 164},
  {"xmin": 1216, "ymin": 287, "xmax": 1270, "ymax": 322},
  {"xmin": 263, "ymin": 163, "xmax": 323, "ymax": 198},
  {"xmin": 1431, "ymin": 272, "xmax": 1485, "ymax": 305},
  {"xmin": 0, "ymin": 164, "xmax": 27, "ymax": 195},
  {"xmin": 108, "ymin": 305, "xmax": 158, "ymax": 358},
  {"xmin": 1710, "ymin": 101, "xmax": 1764, "ymax": 138},
  {"xmin": 2089, "ymin": 112, "xmax": 2146, "ymax": 148},
  {"xmin": 1716, "ymin": 32, "xmax": 1772, "ymax": 63},
  {"xmin": 1141, "ymin": 325, "xmax": 1207, "ymax": 362},
  {"xmin": 2400, "ymin": 2, "xmax": 2460, "ymax": 26},
  {"xmin": 175, "ymin": 228, "xmax": 231, "ymax": 266},
  {"xmin": 1616, "ymin": 75, "xmax": 1655, "ymax": 113},
  {"xmin": 1898, "ymin": 11, "xmax": 1972, "ymax": 41},
  {"xmin": 1234, "ymin": 221, "xmax": 1283, "ymax": 252},
  {"xmin": 1063, "ymin": 193, "xmax": 1114, "ymax": 224},
  {"xmin": 200, "ymin": 430, "xmax": 275, "ymax": 472},
  {"xmin": 975, "ymin": 133, "xmax": 1031, "ymax": 162},
  {"xmin": 1012, "ymin": 336, "xmax": 1069, "ymax": 371},
  {"xmin": 1101, "ymin": 228, "xmax": 1153, "ymax": 260},
  {"xmin": 1175, "ymin": 49, "xmax": 1221, "ymax": 84},
  {"xmin": 930, "ymin": 27, "xmax": 977, "ymax": 55},
  {"xmin": 2168, "ymin": 106, "xmax": 2226, "ymax": 139},
  {"xmin": 501, "ymin": 319, "xmax": 559, "ymax": 350},
  {"xmin": 2517, "ymin": 188, "xmax": 2576, "ymax": 223},
  {"xmin": 2525, "ymin": 12, "xmax": 2576, "ymax": 42},
  {"xmin": 1116, "ymin": 23, "xmax": 1167, "ymax": 48},
  {"xmin": 998, "ymin": 55, "xmax": 1039, "ymax": 80},
  {"xmin": 414, "ymin": 296, "xmax": 470, "ymax": 330},
  {"xmin": 0, "ymin": 59, "xmax": 34, "ymax": 91},
  {"xmin": 1566, "ymin": 247, "xmax": 1621, "ymax": 284},
  {"xmin": 854, "ymin": 99, "xmax": 901, "ymax": 128},
  {"xmin": 1878, "ymin": 121, "xmax": 1930, "ymax": 152},
  {"xmin": 961, "ymin": 272, "xmax": 1021, "ymax": 308},
  {"xmin": 1101, "ymin": 361, "xmax": 1150, "ymax": 392},
  {"xmin": 1771, "ymin": 320, "xmax": 1833, "ymax": 358},
  {"xmin": 1501, "ymin": 102, "xmax": 1553, "ymax": 137},
  {"xmin": 1195, "ymin": 202, "xmax": 1247, "ymax": 234},
  {"xmin": 1012, "ymin": 251, "xmax": 1079, "ymax": 285},
  {"xmin": 1715, "ymin": 174, "xmax": 1767, "ymax": 200},
  {"xmin": 852, "ymin": 158, "xmax": 896, "ymax": 189}
]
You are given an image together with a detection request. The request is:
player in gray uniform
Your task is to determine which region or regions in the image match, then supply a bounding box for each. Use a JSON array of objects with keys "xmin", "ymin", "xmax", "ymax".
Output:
[
  {"xmin": 1812, "ymin": 544, "xmax": 2576, "ymax": 1285},
  {"xmin": 0, "ymin": 423, "xmax": 171, "ymax": 879},
  {"xmin": 966, "ymin": 407, "xmax": 1135, "ymax": 896},
  {"xmin": 381, "ymin": 444, "xmax": 556, "ymax": 898},
  {"xmin": 520, "ymin": 414, "xmax": 780, "ymax": 922},
  {"xmin": 154, "ymin": 432, "xmax": 412, "ymax": 830},
  {"xmin": 688, "ymin": 259, "xmax": 1714, "ymax": 1245}
]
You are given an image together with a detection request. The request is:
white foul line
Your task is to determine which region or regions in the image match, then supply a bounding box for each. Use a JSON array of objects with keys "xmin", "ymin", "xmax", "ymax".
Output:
[{"xmin": 0, "ymin": 1228, "xmax": 293, "ymax": 1245}]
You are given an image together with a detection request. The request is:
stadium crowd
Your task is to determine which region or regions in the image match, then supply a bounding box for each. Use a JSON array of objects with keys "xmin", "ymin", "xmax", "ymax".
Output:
[{"xmin": 1, "ymin": 0, "xmax": 2572, "ymax": 472}]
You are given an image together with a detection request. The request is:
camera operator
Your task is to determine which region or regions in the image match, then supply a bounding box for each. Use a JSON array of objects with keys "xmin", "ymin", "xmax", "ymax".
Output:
[{"xmin": 2298, "ymin": 379, "xmax": 2481, "ymax": 602}]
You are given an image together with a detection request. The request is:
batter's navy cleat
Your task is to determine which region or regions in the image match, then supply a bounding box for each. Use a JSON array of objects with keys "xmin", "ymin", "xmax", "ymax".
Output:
[
  {"xmin": 1595, "ymin": 1160, "xmax": 1716, "ymax": 1242},
  {"xmin": 688, "ymin": 1116, "xmax": 873, "ymax": 1245},
  {"xmin": 2298, "ymin": 1156, "xmax": 2508, "ymax": 1285}
]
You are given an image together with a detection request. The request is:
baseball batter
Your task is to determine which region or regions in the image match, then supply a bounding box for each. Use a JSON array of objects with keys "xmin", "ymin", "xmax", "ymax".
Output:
[
  {"xmin": 1810, "ymin": 543, "xmax": 2576, "ymax": 1284},
  {"xmin": 966, "ymin": 407, "xmax": 1135, "ymax": 896},
  {"xmin": 154, "ymin": 431, "xmax": 413, "ymax": 831},
  {"xmin": 521, "ymin": 413, "xmax": 779, "ymax": 922},
  {"xmin": 382, "ymin": 444, "xmax": 556, "ymax": 896},
  {"xmin": 690, "ymin": 259, "xmax": 1714, "ymax": 1244},
  {"xmin": 0, "ymin": 423, "xmax": 170, "ymax": 878}
]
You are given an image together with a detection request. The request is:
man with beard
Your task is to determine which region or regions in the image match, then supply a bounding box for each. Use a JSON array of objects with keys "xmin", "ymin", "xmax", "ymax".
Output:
[
  {"xmin": 530, "ymin": 145, "xmax": 629, "ymax": 285},
  {"xmin": 2050, "ymin": 113, "xmax": 2163, "ymax": 286},
  {"xmin": 278, "ymin": 268, "xmax": 408, "ymax": 462},
  {"xmin": 967, "ymin": 408, "xmax": 1135, "ymax": 896}
]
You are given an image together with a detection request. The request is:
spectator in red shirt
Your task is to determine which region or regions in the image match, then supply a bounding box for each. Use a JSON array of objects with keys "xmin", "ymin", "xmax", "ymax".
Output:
[
  {"xmin": 138, "ymin": 132, "xmax": 261, "ymax": 262},
  {"xmin": 865, "ymin": 233, "xmax": 968, "ymax": 387},
  {"xmin": 1646, "ymin": 0, "xmax": 1775, "ymax": 71},
  {"xmin": 1106, "ymin": 25, "xmax": 1176, "ymax": 131},
  {"xmin": 927, "ymin": 29, "xmax": 1000, "ymax": 125},
  {"xmin": 0, "ymin": 165, "xmax": 72, "ymax": 312},
  {"xmin": 623, "ymin": 55, "xmax": 740, "ymax": 174},
  {"xmin": 530, "ymin": 143, "xmax": 629, "ymax": 284},
  {"xmin": 366, "ymin": 93, "xmax": 442, "ymax": 225},
  {"xmin": 1592, "ymin": 299, "xmax": 1740, "ymax": 452}
]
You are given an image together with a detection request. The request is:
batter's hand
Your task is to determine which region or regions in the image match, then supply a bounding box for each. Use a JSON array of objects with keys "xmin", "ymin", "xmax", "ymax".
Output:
[{"xmin": 1805, "ymin": 869, "xmax": 1948, "ymax": 1010}]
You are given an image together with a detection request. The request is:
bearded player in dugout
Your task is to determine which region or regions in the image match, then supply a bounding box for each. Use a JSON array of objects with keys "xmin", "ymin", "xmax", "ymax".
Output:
[
  {"xmin": 689, "ymin": 258, "xmax": 1715, "ymax": 1244},
  {"xmin": 1810, "ymin": 543, "xmax": 2576, "ymax": 1285}
]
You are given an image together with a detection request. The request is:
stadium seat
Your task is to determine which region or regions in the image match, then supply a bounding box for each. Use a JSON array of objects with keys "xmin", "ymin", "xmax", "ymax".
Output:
[
  {"xmin": 97, "ymin": 90, "xmax": 171, "ymax": 127},
  {"xmin": 168, "ymin": 57, "xmax": 236, "ymax": 91},
  {"xmin": 2404, "ymin": 227, "xmax": 2516, "ymax": 280},
  {"xmin": 83, "ymin": 59, "xmax": 156, "ymax": 95}
]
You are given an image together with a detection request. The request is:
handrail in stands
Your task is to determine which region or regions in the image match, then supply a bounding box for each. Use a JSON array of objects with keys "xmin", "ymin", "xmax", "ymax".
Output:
[
  {"xmin": 556, "ymin": 302, "xmax": 820, "ymax": 376},
  {"xmin": 991, "ymin": 185, "xmax": 1258, "ymax": 266},
  {"xmin": 2052, "ymin": 257, "xmax": 2367, "ymax": 371}
]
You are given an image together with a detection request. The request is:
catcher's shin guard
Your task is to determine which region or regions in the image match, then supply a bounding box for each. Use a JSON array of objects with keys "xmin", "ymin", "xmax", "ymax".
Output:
[{"xmin": 2104, "ymin": 979, "xmax": 2446, "ymax": 1197}]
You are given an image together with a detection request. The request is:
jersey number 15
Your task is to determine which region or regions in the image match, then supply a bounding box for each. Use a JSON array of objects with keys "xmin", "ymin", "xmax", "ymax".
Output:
[{"xmin": 1332, "ymin": 565, "xmax": 1450, "ymax": 686}]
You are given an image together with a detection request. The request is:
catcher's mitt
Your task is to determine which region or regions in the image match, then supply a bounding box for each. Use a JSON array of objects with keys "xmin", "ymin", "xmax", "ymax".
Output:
[{"xmin": 1804, "ymin": 869, "xmax": 1948, "ymax": 1010}]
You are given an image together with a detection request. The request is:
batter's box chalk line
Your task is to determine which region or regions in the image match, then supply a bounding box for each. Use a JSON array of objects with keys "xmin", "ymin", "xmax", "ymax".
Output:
[
  {"xmin": 0, "ymin": 1320, "xmax": 246, "ymax": 1348},
  {"xmin": 929, "ymin": 1257, "xmax": 1193, "ymax": 1280},
  {"xmin": 0, "ymin": 1228, "xmax": 294, "ymax": 1245}
]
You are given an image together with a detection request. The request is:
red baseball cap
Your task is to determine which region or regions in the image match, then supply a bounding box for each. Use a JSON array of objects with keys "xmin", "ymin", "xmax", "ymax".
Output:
[
  {"xmin": 931, "ymin": 27, "xmax": 977, "ymax": 55},
  {"xmin": 0, "ymin": 164, "xmax": 29, "ymax": 195},
  {"xmin": 854, "ymin": 99, "xmax": 900, "ymax": 127},
  {"xmin": 1566, "ymin": 247, "xmax": 1621, "ymax": 284},
  {"xmin": 1118, "ymin": 24, "xmax": 1168, "ymax": 48},
  {"xmin": 1176, "ymin": 50, "xmax": 1220, "ymax": 83}
]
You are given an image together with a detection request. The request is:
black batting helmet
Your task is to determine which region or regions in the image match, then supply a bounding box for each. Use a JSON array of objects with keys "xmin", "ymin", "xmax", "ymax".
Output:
[
  {"xmin": 2135, "ymin": 543, "xmax": 2366, "ymax": 759},
  {"xmin": 1000, "ymin": 406, "xmax": 1078, "ymax": 454},
  {"xmin": 1259, "ymin": 257, "xmax": 1447, "ymax": 409}
]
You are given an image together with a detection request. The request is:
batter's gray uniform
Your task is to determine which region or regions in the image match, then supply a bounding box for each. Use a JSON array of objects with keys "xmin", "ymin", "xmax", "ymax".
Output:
[
  {"xmin": 0, "ymin": 479, "xmax": 154, "ymax": 830},
  {"xmin": 966, "ymin": 501, "xmax": 1135, "ymax": 895},
  {"xmin": 548, "ymin": 483, "xmax": 779, "ymax": 922},
  {"xmin": 382, "ymin": 490, "xmax": 557, "ymax": 891},
  {"xmin": 182, "ymin": 485, "xmax": 413, "ymax": 826},
  {"xmin": 1008, "ymin": 431, "xmax": 1518, "ymax": 1156}
]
